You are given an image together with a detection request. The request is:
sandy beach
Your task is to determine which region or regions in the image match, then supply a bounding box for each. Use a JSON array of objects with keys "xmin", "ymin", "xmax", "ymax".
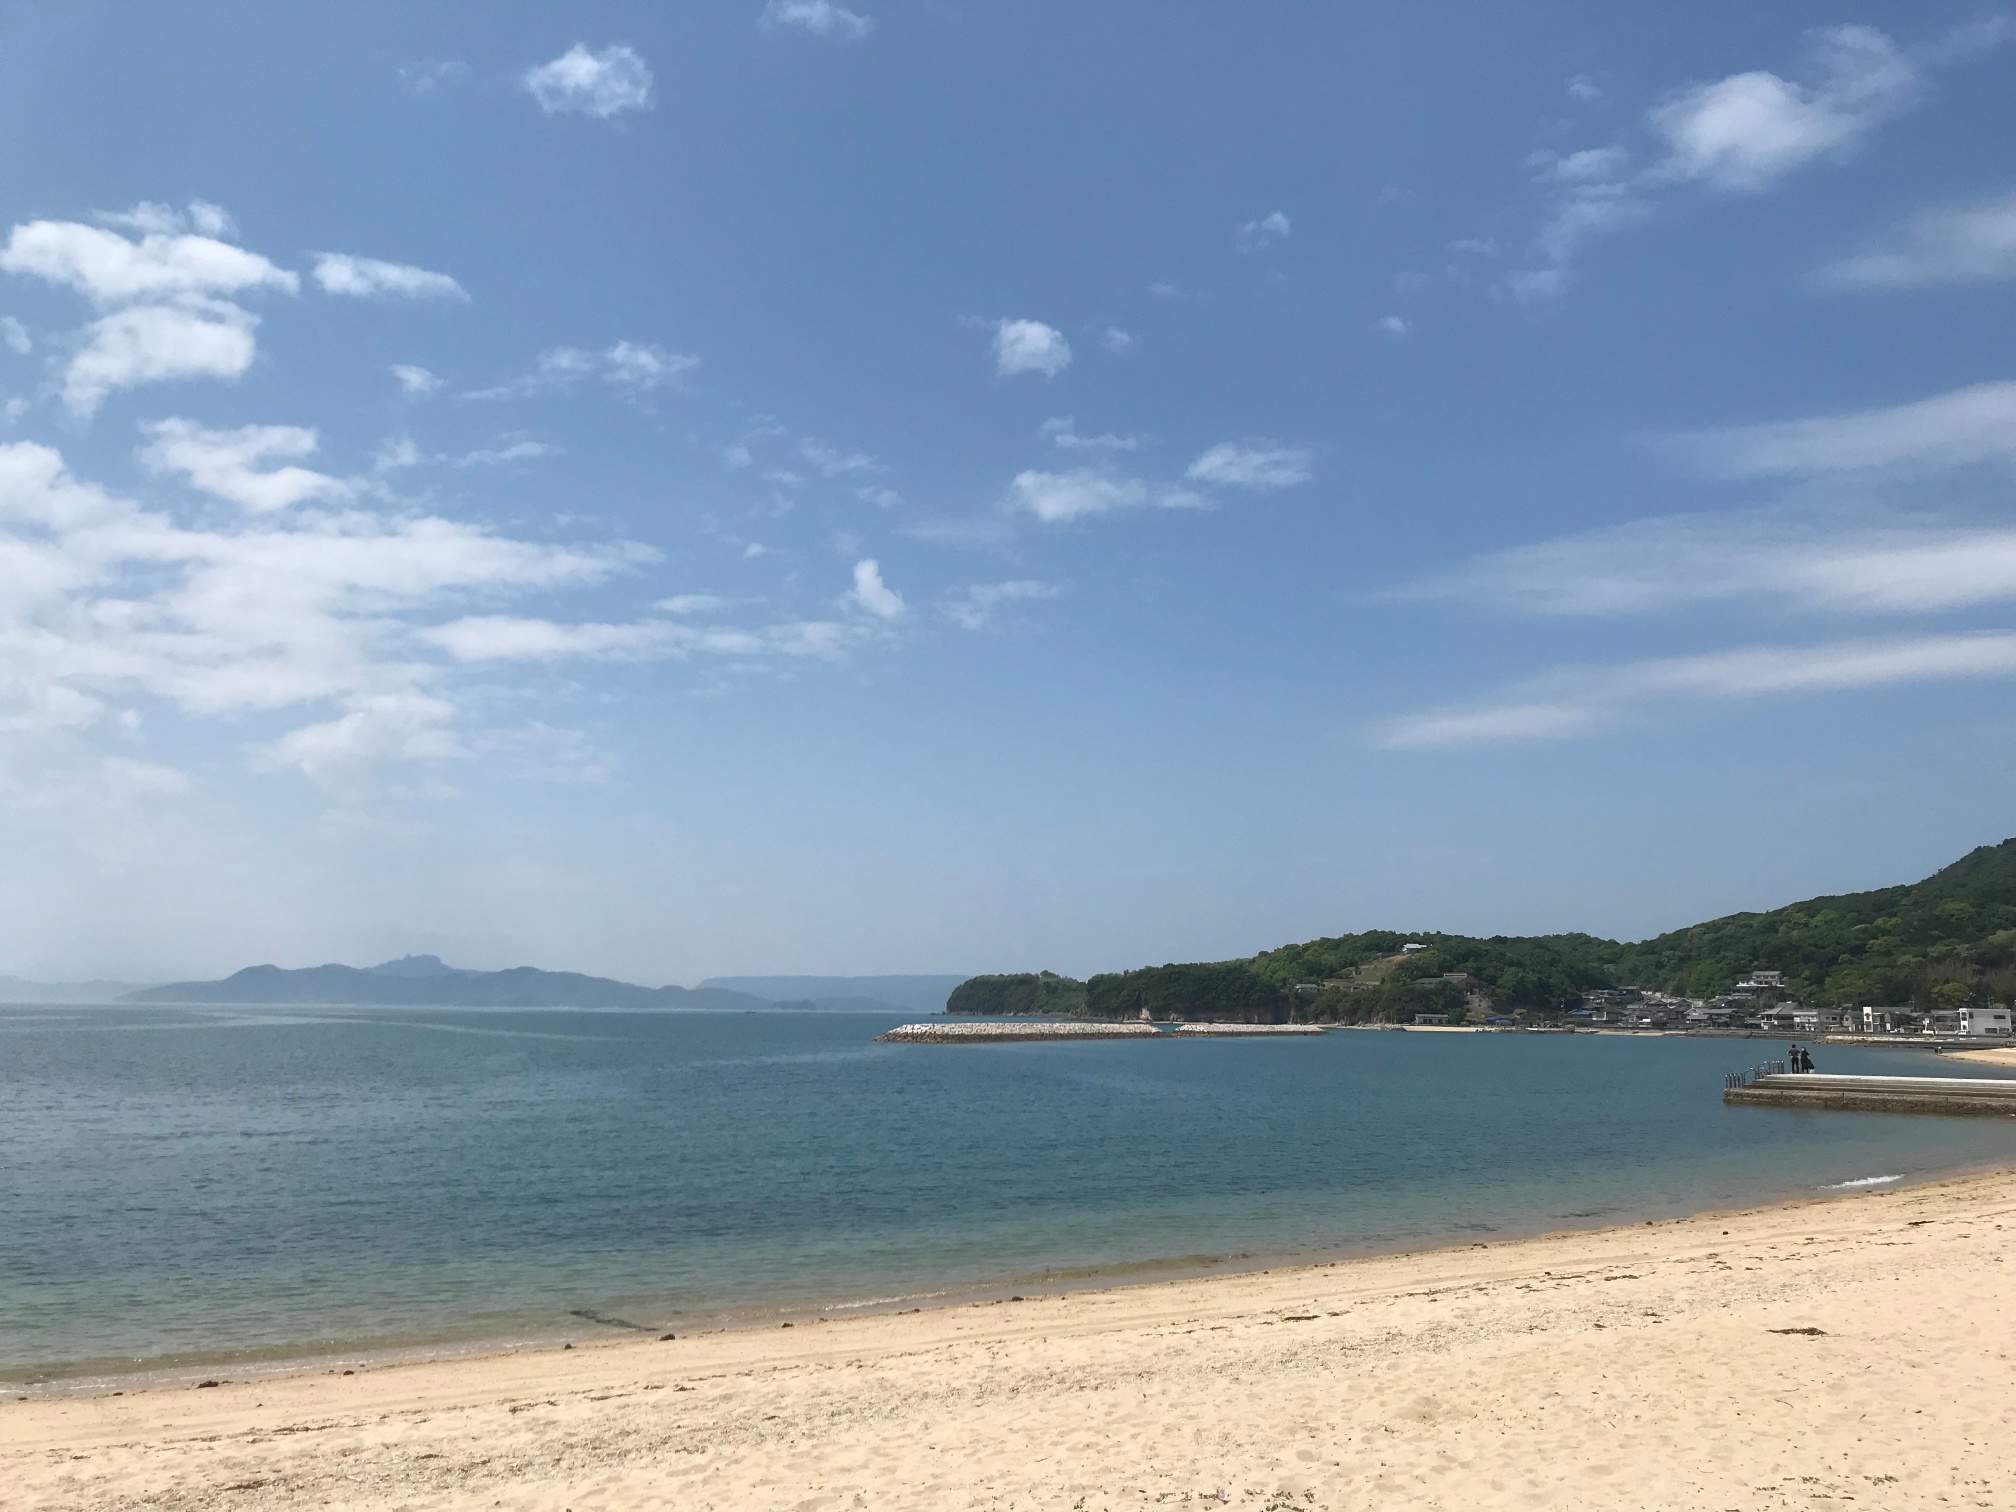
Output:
[
  {"xmin": 6, "ymin": 1166, "xmax": 2014, "ymax": 1511},
  {"xmin": 1952, "ymin": 1045, "xmax": 2016, "ymax": 1068}
]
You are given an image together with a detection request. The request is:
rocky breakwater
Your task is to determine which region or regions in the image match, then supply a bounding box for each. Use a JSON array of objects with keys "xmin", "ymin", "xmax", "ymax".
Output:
[
  {"xmin": 876, "ymin": 1021, "xmax": 1163, "ymax": 1043},
  {"xmin": 1170, "ymin": 1022, "xmax": 1329, "ymax": 1036}
]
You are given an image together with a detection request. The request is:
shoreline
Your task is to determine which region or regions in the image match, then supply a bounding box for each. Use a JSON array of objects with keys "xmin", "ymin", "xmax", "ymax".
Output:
[
  {"xmin": 10, "ymin": 1153, "xmax": 2014, "ymax": 1400},
  {"xmin": 8, "ymin": 1163, "xmax": 2014, "ymax": 1510}
]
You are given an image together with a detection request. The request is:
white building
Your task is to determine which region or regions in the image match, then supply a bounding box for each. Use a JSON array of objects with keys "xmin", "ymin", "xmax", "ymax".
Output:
[
  {"xmin": 1958, "ymin": 1005, "xmax": 2013, "ymax": 1038},
  {"xmin": 1736, "ymin": 969, "xmax": 1786, "ymax": 990}
]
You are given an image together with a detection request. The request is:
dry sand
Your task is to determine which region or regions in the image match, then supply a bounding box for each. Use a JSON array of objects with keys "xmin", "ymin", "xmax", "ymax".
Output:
[
  {"xmin": 7, "ymin": 1167, "xmax": 2015, "ymax": 1512},
  {"xmin": 1952, "ymin": 1045, "xmax": 2016, "ymax": 1068}
]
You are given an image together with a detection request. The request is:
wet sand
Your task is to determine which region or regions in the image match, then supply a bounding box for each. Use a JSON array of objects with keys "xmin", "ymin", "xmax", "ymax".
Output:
[{"xmin": 6, "ymin": 1165, "xmax": 2013, "ymax": 1511}]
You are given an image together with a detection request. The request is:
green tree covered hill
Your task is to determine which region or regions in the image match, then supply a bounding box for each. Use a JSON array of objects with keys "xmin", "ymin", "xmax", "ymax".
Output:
[{"xmin": 946, "ymin": 840, "xmax": 2016, "ymax": 1023}]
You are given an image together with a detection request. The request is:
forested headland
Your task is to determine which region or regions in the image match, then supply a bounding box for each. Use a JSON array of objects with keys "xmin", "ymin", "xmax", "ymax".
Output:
[{"xmin": 947, "ymin": 839, "xmax": 2016, "ymax": 1023}]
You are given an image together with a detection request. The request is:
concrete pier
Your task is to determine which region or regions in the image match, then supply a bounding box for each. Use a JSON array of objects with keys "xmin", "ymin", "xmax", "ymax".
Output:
[
  {"xmin": 1725, "ymin": 1072, "xmax": 2016, "ymax": 1117},
  {"xmin": 876, "ymin": 1021, "xmax": 1161, "ymax": 1043},
  {"xmin": 1169, "ymin": 1022, "xmax": 1329, "ymax": 1036}
]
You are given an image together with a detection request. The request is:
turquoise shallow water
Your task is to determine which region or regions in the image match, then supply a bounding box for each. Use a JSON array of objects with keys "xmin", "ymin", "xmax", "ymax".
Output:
[{"xmin": 4, "ymin": 1005, "xmax": 2016, "ymax": 1386}]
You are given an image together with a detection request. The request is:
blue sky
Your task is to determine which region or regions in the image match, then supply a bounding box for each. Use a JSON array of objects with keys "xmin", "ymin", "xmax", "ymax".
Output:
[{"xmin": 1, "ymin": 2, "xmax": 2012, "ymax": 982}]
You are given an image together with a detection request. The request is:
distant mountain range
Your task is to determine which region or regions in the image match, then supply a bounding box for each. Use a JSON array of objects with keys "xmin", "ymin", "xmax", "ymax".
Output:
[
  {"xmin": 117, "ymin": 958, "xmax": 974, "ymax": 1012},
  {"xmin": 0, "ymin": 976, "xmax": 151, "ymax": 1004}
]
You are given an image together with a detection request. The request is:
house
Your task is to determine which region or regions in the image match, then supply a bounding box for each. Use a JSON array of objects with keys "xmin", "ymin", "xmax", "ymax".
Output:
[
  {"xmin": 1957, "ymin": 1005, "xmax": 2013, "ymax": 1038},
  {"xmin": 1860, "ymin": 1005, "xmax": 1909, "ymax": 1033},
  {"xmin": 1757, "ymin": 1003, "xmax": 1822, "ymax": 1032},
  {"xmin": 1736, "ymin": 969, "xmax": 1786, "ymax": 991},
  {"xmin": 1412, "ymin": 1012, "xmax": 1449, "ymax": 1025},
  {"xmin": 1402, "ymin": 943, "xmax": 1427, "ymax": 954},
  {"xmin": 1293, "ymin": 983, "xmax": 1324, "ymax": 997}
]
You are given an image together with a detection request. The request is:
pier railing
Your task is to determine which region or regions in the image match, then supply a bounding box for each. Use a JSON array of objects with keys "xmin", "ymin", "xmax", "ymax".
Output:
[{"xmin": 1724, "ymin": 1059, "xmax": 1788, "ymax": 1090}]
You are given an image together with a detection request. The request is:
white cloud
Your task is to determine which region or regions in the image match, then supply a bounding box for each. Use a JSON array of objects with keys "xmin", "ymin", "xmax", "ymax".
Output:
[
  {"xmin": 943, "ymin": 579, "xmax": 1061, "ymax": 630},
  {"xmin": 1817, "ymin": 189, "xmax": 2016, "ymax": 289},
  {"xmin": 1393, "ymin": 509, "xmax": 2016, "ymax": 620},
  {"xmin": 0, "ymin": 205, "xmax": 299, "ymax": 416},
  {"xmin": 1100, "ymin": 326, "xmax": 1135, "ymax": 354},
  {"xmin": 1006, "ymin": 468, "xmax": 1147, "ymax": 523},
  {"xmin": 1507, "ymin": 23, "xmax": 2010, "ymax": 299},
  {"xmin": 1681, "ymin": 381, "xmax": 2016, "ymax": 478},
  {"xmin": 1186, "ymin": 441, "xmax": 1313, "ymax": 489},
  {"xmin": 424, "ymin": 617, "xmax": 672, "ymax": 662},
  {"xmin": 603, "ymin": 340, "xmax": 687, "ymax": 388},
  {"xmin": 392, "ymin": 364, "xmax": 441, "ymax": 397},
  {"xmin": 1377, "ymin": 315, "xmax": 1409, "ymax": 338},
  {"xmin": 993, "ymin": 319, "xmax": 1072, "ymax": 377},
  {"xmin": 1369, "ymin": 632, "xmax": 2016, "ymax": 749},
  {"xmin": 1526, "ymin": 146, "xmax": 1631, "ymax": 184},
  {"xmin": 141, "ymin": 419, "xmax": 347, "ymax": 512},
  {"xmin": 1567, "ymin": 75, "xmax": 1603, "ymax": 102},
  {"xmin": 1237, "ymin": 211, "xmax": 1292, "ymax": 251},
  {"xmin": 845, "ymin": 558, "xmax": 906, "ymax": 619},
  {"xmin": 761, "ymin": 1, "xmax": 873, "ymax": 39},
  {"xmin": 312, "ymin": 254, "xmax": 466, "ymax": 301},
  {"xmin": 267, "ymin": 693, "xmax": 461, "ymax": 785},
  {"xmin": 63, "ymin": 300, "xmax": 258, "ymax": 416},
  {"xmin": 97, "ymin": 201, "xmax": 236, "ymax": 239},
  {"xmin": 0, "ymin": 437, "xmax": 644, "ymax": 781},
  {"xmin": 657, "ymin": 594, "xmax": 736, "ymax": 616},
  {"xmin": 2, "ymin": 317, "xmax": 29, "ymax": 355},
  {"xmin": 801, "ymin": 438, "xmax": 881, "ymax": 476},
  {"xmin": 425, "ymin": 612, "xmax": 863, "ymax": 664},
  {"xmin": 466, "ymin": 342, "xmax": 698, "ymax": 400},
  {"xmin": 1650, "ymin": 26, "xmax": 1920, "ymax": 192},
  {"xmin": 0, "ymin": 211, "xmax": 294, "ymax": 305},
  {"xmin": 455, "ymin": 440, "xmax": 557, "ymax": 467},
  {"xmin": 1039, "ymin": 417, "xmax": 1141, "ymax": 453},
  {"xmin": 522, "ymin": 44, "xmax": 655, "ymax": 118}
]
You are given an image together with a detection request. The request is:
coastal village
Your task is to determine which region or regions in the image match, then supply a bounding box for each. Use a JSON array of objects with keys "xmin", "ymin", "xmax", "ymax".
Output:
[{"xmin": 1298, "ymin": 946, "xmax": 2015, "ymax": 1038}]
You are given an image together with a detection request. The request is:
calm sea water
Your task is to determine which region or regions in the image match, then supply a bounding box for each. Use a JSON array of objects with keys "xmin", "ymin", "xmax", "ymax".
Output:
[{"xmin": 5, "ymin": 1006, "xmax": 2016, "ymax": 1387}]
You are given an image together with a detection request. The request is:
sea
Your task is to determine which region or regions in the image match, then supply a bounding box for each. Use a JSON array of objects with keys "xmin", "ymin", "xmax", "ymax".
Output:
[{"xmin": 5, "ymin": 1005, "xmax": 2016, "ymax": 1390}]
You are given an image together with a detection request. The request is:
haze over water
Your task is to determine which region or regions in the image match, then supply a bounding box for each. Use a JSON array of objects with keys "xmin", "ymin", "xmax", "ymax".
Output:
[{"xmin": 6, "ymin": 1006, "xmax": 2016, "ymax": 1388}]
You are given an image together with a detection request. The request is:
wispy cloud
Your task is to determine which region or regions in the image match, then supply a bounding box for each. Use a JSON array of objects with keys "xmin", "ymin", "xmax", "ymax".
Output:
[
  {"xmin": 392, "ymin": 364, "xmax": 441, "ymax": 397},
  {"xmin": 1236, "ymin": 211, "xmax": 1291, "ymax": 252},
  {"xmin": 943, "ymin": 579, "xmax": 1061, "ymax": 630},
  {"xmin": 1817, "ymin": 189, "xmax": 2016, "ymax": 289},
  {"xmin": 141, "ymin": 419, "xmax": 348, "ymax": 512},
  {"xmin": 312, "ymin": 253, "xmax": 466, "ymax": 301},
  {"xmin": 1039, "ymin": 417, "xmax": 1142, "ymax": 453},
  {"xmin": 761, "ymin": 1, "xmax": 873, "ymax": 39},
  {"xmin": 1004, "ymin": 468, "xmax": 1194, "ymax": 523},
  {"xmin": 1507, "ymin": 22, "xmax": 2010, "ymax": 300},
  {"xmin": 1392, "ymin": 509, "xmax": 2016, "ymax": 619},
  {"xmin": 0, "ymin": 431, "xmax": 647, "ymax": 787},
  {"xmin": 522, "ymin": 44, "xmax": 655, "ymax": 118},
  {"xmin": 1678, "ymin": 381, "xmax": 2016, "ymax": 478},
  {"xmin": 1369, "ymin": 632, "xmax": 2016, "ymax": 749},
  {"xmin": 465, "ymin": 341, "xmax": 698, "ymax": 400},
  {"xmin": 1186, "ymin": 441, "xmax": 1313, "ymax": 489}
]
